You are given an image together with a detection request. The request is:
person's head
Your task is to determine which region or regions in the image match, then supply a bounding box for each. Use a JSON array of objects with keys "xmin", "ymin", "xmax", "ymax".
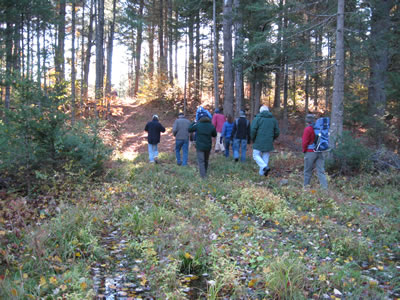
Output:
[
  {"xmin": 227, "ymin": 114, "xmax": 234, "ymax": 123},
  {"xmin": 152, "ymin": 114, "xmax": 159, "ymax": 121},
  {"xmin": 215, "ymin": 108, "xmax": 220, "ymax": 114},
  {"xmin": 305, "ymin": 114, "xmax": 315, "ymax": 124},
  {"xmin": 259, "ymin": 105, "xmax": 269, "ymax": 113},
  {"xmin": 178, "ymin": 112, "xmax": 184, "ymax": 118},
  {"xmin": 239, "ymin": 110, "xmax": 246, "ymax": 118}
]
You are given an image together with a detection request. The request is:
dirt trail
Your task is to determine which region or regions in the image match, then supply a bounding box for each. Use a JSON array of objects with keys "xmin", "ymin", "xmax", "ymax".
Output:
[{"xmin": 110, "ymin": 97, "xmax": 177, "ymax": 160}]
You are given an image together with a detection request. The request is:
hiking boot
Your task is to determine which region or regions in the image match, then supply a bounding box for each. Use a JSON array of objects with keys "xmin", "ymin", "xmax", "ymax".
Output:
[
  {"xmin": 235, "ymin": 158, "xmax": 239, "ymax": 162},
  {"xmin": 154, "ymin": 158, "xmax": 159, "ymax": 164},
  {"xmin": 177, "ymin": 161, "xmax": 182, "ymax": 166},
  {"xmin": 263, "ymin": 167, "xmax": 270, "ymax": 176}
]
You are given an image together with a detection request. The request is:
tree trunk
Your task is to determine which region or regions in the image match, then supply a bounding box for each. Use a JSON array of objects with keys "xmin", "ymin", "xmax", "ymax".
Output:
[
  {"xmin": 83, "ymin": 0, "xmax": 94, "ymax": 103},
  {"xmin": 273, "ymin": 0, "xmax": 284, "ymax": 109},
  {"xmin": 313, "ymin": 31, "xmax": 322, "ymax": 108},
  {"xmin": 168, "ymin": 0, "xmax": 173, "ymax": 84},
  {"xmin": 184, "ymin": 34, "xmax": 188, "ymax": 115},
  {"xmin": 36, "ymin": 18, "xmax": 41, "ymax": 89},
  {"xmin": 367, "ymin": 0, "xmax": 394, "ymax": 140},
  {"xmin": 106, "ymin": 0, "xmax": 117, "ymax": 104},
  {"xmin": 188, "ymin": 15, "xmax": 194, "ymax": 104},
  {"xmin": 325, "ymin": 32, "xmax": 332, "ymax": 111},
  {"xmin": 71, "ymin": 1, "xmax": 76, "ymax": 123},
  {"xmin": 134, "ymin": 0, "xmax": 144, "ymax": 97},
  {"xmin": 5, "ymin": 21, "xmax": 13, "ymax": 111},
  {"xmin": 291, "ymin": 69, "xmax": 296, "ymax": 111},
  {"xmin": 330, "ymin": 0, "xmax": 345, "ymax": 148},
  {"xmin": 42, "ymin": 27, "xmax": 47, "ymax": 92},
  {"xmin": 55, "ymin": 0, "xmax": 66, "ymax": 83},
  {"xmin": 254, "ymin": 80, "xmax": 261, "ymax": 116},
  {"xmin": 95, "ymin": 0, "xmax": 105, "ymax": 116},
  {"xmin": 158, "ymin": 0, "xmax": 165, "ymax": 78},
  {"xmin": 148, "ymin": 0, "xmax": 155, "ymax": 79},
  {"xmin": 223, "ymin": 0, "xmax": 234, "ymax": 117},
  {"xmin": 305, "ymin": 71, "xmax": 310, "ymax": 115},
  {"xmin": 213, "ymin": 0, "xmax": 219, "ymax": 109},
  {"xmin": 195, "ymin": 11, "xmax": 201, "ymax": 103},
  {"xmin": 174, "ymin": 5, "xmax": 178, "ymax": 80},
  {"xmin": 234, "ymin": 0, "xmax": 244, "ymax": 117}
]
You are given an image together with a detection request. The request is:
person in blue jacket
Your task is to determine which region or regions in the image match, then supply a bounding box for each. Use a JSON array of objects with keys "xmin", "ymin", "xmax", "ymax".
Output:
[{"xmin": 221, "ymin": 115, "xmax": 234, "ymax": 157}]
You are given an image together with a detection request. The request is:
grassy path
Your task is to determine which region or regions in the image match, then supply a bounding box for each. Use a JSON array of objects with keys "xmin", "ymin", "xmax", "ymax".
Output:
[{"xmin": 1, "ymin": 99, "xmax": 399, "ymax": 299}]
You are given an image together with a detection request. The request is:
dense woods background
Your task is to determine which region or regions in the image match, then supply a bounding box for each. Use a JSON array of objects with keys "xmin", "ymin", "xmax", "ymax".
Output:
[
  {"xmin": 1, "ymin": 1, "xmax": 400, "ymax": 299},
  {"xmin": 0, "ymin": 0, "xmax": 399, "ymax": 188}
]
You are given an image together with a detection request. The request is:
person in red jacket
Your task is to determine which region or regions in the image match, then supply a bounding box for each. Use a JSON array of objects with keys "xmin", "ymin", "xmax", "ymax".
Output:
[
  {"xmin": 212, "ymin": 108, "xmax": 226, "ymax": 153},
  {"xmin": 302, "ymin": 114, "xmax": 328, "ymax": 189}
]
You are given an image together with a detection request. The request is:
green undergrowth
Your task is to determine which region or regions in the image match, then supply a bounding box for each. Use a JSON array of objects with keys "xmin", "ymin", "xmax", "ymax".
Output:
[{"xmin": 1, "ymin": 150, "xmax": 398, "ymax": 299}]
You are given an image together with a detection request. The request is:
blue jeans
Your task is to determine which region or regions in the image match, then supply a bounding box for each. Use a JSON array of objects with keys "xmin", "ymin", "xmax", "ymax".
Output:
[
  {"xmin": 233, "ymin": 139, "xmax": 247, "ymax": 161},
  {"xmin": 148, "ymin": 143, "xmax": 158, "ymax": 162},
  {"xmin": 175, "ymin": 139, "xmax": 189, "ymax": 165},
  {"xmin": 224, "ymin": 138, "xmax": 232, "ymax": 157}
]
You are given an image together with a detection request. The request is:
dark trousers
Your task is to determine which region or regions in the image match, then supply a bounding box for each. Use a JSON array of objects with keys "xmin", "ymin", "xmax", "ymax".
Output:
[{"xmin": 196, "ymin": 150, "xmax": 210, "ymax": 178}]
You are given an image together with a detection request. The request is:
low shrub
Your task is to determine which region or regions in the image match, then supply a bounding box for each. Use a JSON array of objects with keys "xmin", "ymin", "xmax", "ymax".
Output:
[{"xmin": 327, "ymin": 131, "xmax": 371, "ymax": 174}]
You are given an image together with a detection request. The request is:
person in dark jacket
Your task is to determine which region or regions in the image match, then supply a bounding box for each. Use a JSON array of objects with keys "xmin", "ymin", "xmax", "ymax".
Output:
[
  {"xmin": 302, "ymin": 114, "xmax": 328, "ymax": 189},
  {"xmin": 144, "ymin": 114, "xmax": 166, "ymax": 163},
  {"xmin": 188, "ymin": 113, "xmax": 217, "ymax": 178},
  {"xmin": 232, "ymin": 110, "xmax": 251, "ymax": 162},
  {"xmin": 172, "ymin": 112, "xmax": 191, "ymax": 166},
  {"xmin": 250, "ymin": 106, "xmax": 280, "ymax": 176}
]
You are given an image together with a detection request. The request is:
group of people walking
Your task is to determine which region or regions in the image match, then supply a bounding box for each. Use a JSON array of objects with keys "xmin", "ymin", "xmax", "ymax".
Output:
[{"xmin": 144, "ymin": 106, "xmax": 328, "ymax": 189}]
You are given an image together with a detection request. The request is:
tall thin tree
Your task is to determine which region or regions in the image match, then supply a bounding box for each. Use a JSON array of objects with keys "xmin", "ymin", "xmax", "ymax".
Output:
[
  {"xmin": 223, "ymin": 0, "xmax": 234, "ymax": 117},
  {"xmin": 330, "ymin": 0, "xmax": 345, "ymax": 148}
]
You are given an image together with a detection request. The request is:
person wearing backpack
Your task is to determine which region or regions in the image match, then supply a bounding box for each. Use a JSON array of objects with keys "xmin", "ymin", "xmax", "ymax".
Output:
[
  {"xmin": 232, "ymin": 110, "xmax": 251, "ymax": 162},
  {"xmin": 250, "ymin": 106, "xmax": 280, "ymax": 176},
  {"xmin": 144, "ymin": 114, "xmax": 166, "ymax": 163},
  {"xmin": 302, "ymin": 114, "xmax": 328, "ymax": 189}
]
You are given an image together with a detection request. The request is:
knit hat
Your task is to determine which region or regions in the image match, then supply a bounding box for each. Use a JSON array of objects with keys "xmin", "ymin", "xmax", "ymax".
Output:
[
  {"xmin": 215, "ymin": 108, "xmax": 220, "ymax": 113},
  {"xmin": 259, "ymin": 105, "xmax": 269, "ymax": 113},
  {"xmin": 305, "ymin": 114, "xmax": 315, "ymax": 124},
  {"xmin": 152, "ymin": 114, "xmax": 159, "ymax": 120},
  {"xmin": 178, "ymin": 112, "xmax": 184, "ymax": 117},
  {"xmin": 239, "ymin": 110, "xmax": 246, "ymax": 117}
]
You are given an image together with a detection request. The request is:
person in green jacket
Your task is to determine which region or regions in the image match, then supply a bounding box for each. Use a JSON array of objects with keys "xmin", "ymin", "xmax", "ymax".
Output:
[
  {"xmin": 250, "ymin": 105, "xmax": 280, "ymax": 176},
  {"xmin": 188, "ymin": 113, "xmax": 217, "ymax": 178}
]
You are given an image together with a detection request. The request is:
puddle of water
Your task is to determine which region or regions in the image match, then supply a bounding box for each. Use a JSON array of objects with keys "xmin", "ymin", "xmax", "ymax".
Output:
[{"xmin": 92, "ymin": 228, "xmax": 154, "ymax": 299}]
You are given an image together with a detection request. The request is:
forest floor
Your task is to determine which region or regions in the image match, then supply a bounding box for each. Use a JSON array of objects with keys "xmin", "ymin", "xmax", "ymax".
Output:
[{"xmin": 0, "ymin": 96, "xmax": 399, "ymax": 299}]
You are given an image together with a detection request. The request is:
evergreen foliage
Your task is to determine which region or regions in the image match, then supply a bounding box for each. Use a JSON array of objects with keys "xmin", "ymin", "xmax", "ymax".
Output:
[
  {"xmin": 326, "ymin": 131, "xmax": 371, "ymax": 174},
  {"xmin": 0, "ymin": 80, "xmax": 111, "ymax": 192}
]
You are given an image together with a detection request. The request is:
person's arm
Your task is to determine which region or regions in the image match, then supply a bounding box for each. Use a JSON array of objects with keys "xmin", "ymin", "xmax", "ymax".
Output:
[
  {"xmin": 145, "ymin": 123, "xmax": 149, "ymax": 132},
  {"xmin": 172, "ymin": 120, "xmax": 178, "ymax": 136},
  {"xmin": 231, "ymin": 121, "xmax": 237, "ymax": 140},
  {"xmin": 212, "ymin": 126, "xmax": 217, "ymax": 138},
  {"xmin": 221, "ymin": 123, "xmax": 226, "ymax": 138},
  {"xmin": 160, "ymin": 123, "xmax": 166, "ymax": 133},
  {"xmin": 302, "ymin": 126, "xmax": 314, "ymax": 153},
  {"xmin": 250, "ymin": 119, "xmax": 258, "ymax": 142},
  {"xmin": 273, "ymin": 119, "xmax": 280, "ymax": 140},
  {"xmin": 247, "ymin": 121, "xmax": 251, "ymax": 144},
  {"xmin": 188, "ymin": 122, "xmax": 197, "ymax": 133}
]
